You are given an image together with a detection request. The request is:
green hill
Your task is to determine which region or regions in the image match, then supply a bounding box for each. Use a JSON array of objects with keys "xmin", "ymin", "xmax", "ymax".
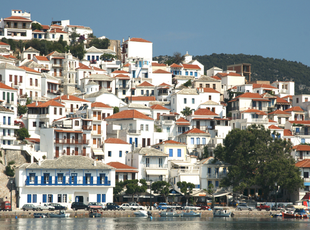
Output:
[{"xmin": 155, "ymin": 53, "xmax": 310, "ymax": 95}]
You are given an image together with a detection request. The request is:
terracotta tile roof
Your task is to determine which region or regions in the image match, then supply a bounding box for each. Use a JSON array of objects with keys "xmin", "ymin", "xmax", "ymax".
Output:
[
  {"xmin": 183, "ymin": 128, "xmax": 206, "ymax": 134},
  {"xmin": 77, "ymin": 63, "xmax": 91, "ymax": 70},
  {"xmin": 253, "ymin": 83, "xmax": 277, "ymax": 89},
  {"xmin": 105, "ymin": 138, "xmax": 129, "ymax": 144},
  {"xmin": 123, "ymin": 63, "xmax": 130, "ymax": 67},
  {"xmin": 158, "ymin": 82, "xmax": 171, "ymax": 87},
  {"xmin": 55, "ymin": 129, "xmax": 83, "ymax": 134},
  {"xmin": 194, "ymin": 108, "xmax": 218, "ymax": 116},
  {"xmin": 153, "ymin": 69, "xmax": 171, "ymax": 74},
  {"xmin": 152, "ymin": 62, "xmax": 166, "ymax": 66},
  {"xmin": 282, "ymin": 95, "xmax": 293, "ymax": 99},
  {"xmin": 114, "ymin": 74, "xmax": 130, "ymax": 80},
  {"xmin": 137, "ymin": 81, "xmax": 154, "ymax": 87},
  {"xmin": 217, "ymin": 72, "xmax": 242, "ymax": 77},
  {"xmin": 53, "ymin": 95, "xmax": 90, "ymax": 102},
  {"xmin": 288, "ymin": 120, "xmax": 310, "ymax": 125},
  {"xmin": 50, "ymin": 24, "xmax": 63, "ymax": 28},
  {"xmin": 19, "ymin": 66, "xmax": 40, "ymax": 73},
  {"xmin": 92, "ymin": 66, "xmax": 104, "ymax": 71},
  {"xmin": 105, "ymin": 110, "xmax": 153, "ymax": 120},
  {"xmin": 182, "ymin": 64, "xmax": 201, "ymax": 70},
  {"xmin": 33, "ymin": 29, "xmax": 44, "ymax": 33},
  {"xmin": 150, "ymin": 104, "xmax": 169, "ymax": 110},
  {"xmin": 241, "ymin": 109, "xmax": 267, "ymax": 115},
  {"xmin": 0, "ymin": 82, "xmax": 17, "ymax": 91},
  {"xmin": 268, "ymin": 125, "xmax": 282, "ymax": 130},
  {"xmin": 0, "ymin": 42, "xmax": 9, "ymax": 46},
  {"xmin": 3, "ymin": 55, "xmax": 16, "ymax": 59},
  {"xmin": 91, "ymin": 102, "xmax": 111, "ymax": 108},
  {"xmin": 126, "ymin": 38, "xmax": 151, "ymax": 43},
  {"xmin": 107, "ymin": 162, "xmax": 138, "ymax": 171},
  {"xmin": 35, "ymin": 56, "xmax": 49, "ymax": 61},
  {"xmin": 176, "ymin": 117, "xmax": 190, "ymax": 126},
  {"xmin": 155, "ymin": 140, "xmax": 185, "ymax": 145},
  {"xmin": 112, "ymin": 70, "xmax": 129, "ymax": 74},
  {"xmin": 283, "ymin": 129, "xmax": 293, "ymax": 136},
  {"xmin": 293, "ymin": 145, "xmax": 310, "ymax": 152},
  {"xmin": 202, "ymin": 88, "xmax": 220, "ymax": 93},
  {"xmin": 229, "ymin": 92, "xmax": 263, "ymax": 103},
  {"xmin": 26, "ymin": 102, "xmax": 44, "ymax": 107},
  {"xmin": 25, "ymin": 138, "xmax": 40, "ymax": 144},
  {"xmin": 296, "ymin": 159, "xmax": 310, "ymax": 168},
  {"xmin": 49, "ymin": 29, "xmax": 67, "ymax": 34},
  {"xmin": 170, "ymin": 63, "xmax": 183, "ymax": 68},
  {"xmin": 268, "ymin": 110, "xmax": 290, "ymax": 115},
  {"xmin": 276, "ymin": 97, "xmax": 291, "ymax": 104},
  {"xmin": 126, "ymin": 96, "xmax": 156, "ymax": 101},
  {"xmin": 284, "ymin": 106, "xmax": 304, "ymax": 112},
  {"xmin": 211, "ymin": 76, "xmax": 221, "ymax": 80},
  {"xmin": 37, "ymin": 100, "xmax": 64, "ymax": 108},
  {"xmin": 4, "ymin": 16, "xmax": 32, "ymax": 22},
  {"xmin": 269, "ymin": 119, "xmax": 276, "ymax": 123},
  {"xmin": 41, "ymin": 25, "xmax": 50, "ymax": 30}
]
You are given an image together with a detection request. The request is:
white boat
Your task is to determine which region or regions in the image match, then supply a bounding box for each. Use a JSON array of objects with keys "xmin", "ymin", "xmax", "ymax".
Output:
[
  {"xmin": 213, "ymin": 207, "xmax": 234, "ymax": 217},
  {"xmin": 181, "ymin": 210, "xmax": 201, "ymax": 217},
  {"xmin": 160, "ymin": 209, "xmax": 182, "ymax": 217},
  {"xmin": 49, "ymin": 211, "xmax": 70, "ymax": 218},
  {"xmin": 134, "ymin": 210, "xmax": 149, "ymax": 217}
]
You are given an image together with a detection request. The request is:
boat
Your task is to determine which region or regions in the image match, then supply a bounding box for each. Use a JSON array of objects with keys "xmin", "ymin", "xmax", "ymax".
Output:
[
  {"xmin": 282, "ymin": 208, "xmax": 309, "ymax": 219},
  {"xmin": 134, "ymin": 210, "xmax": 149, "ymax": 217},
  {"xmin": 213, "ymin": 207, "xmax": 234, "ymax": 217},
  {"xmin": 160, "ymin": 209, "xmax": 182, "ymax": 217},
  {"xmin": 181, "ymin": 210, "xmax": 201, "ymax": 217},
  {"xmin": 48, "ymin": 211, "xmax": 70, "ymax": 218},
  {"xmin": 34, "ymin": 213, "xmax": 47, "ymax": 218},
  {"xmin": 89, "ymin": 212, "xmax": 102, "ymax": 218}
]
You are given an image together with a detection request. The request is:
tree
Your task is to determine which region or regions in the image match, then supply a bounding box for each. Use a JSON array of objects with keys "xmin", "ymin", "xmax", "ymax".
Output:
[
  {"xmin": 5, "ymin": 161, "xmax": 15, "ymax": 177},
  {"xmin": 113, "ymin": 107, "xmax": 119, "ymax": 114},
  {"xmin": 214, "ymin": 125, "xmax": 303, "ymax": 199},
  {"xmin": 201, "ymin": 146, "xmax": 209, "ymax": 159},
  {"xmin": 100, "ymin": 53, "xmax": 116, "ymax": 61},
  {"xmin": 183, "ymin": 79, "xmax": 192, "ymax": 87},
  {"xmin": 17, "ymin": 104, "xmax": 27, "ymax": 115},
  {"xmin": 70, "ymin": 43, "xmax": 86, "ymax": 60},
  {"xmin": 69, "ymin": 31, "xmax": 80, "ymax": 44},
  {"xmin": 31, "ymin": 23, "xmax": 43, "ymax": 31},
  {"xmin": 181, "ymin": 107, "xmax": 192, "ymax": 117},
  {"xmin": 16, "ymin": 128, "xmax": 30, "ymax": 140},
  {"xmin": 89, "ymin": 38, "xmax": 110, "ymax": 49},
  {"xmin": 123, "ymin": 179, "xmax": 147, "ymax": 202},
  {"xmin": 165, "ymin": 52, "xmax": 185, "ymax": 65},
  {"xmin": 151, "ymin": 181, "xmax": 170, "ymax": 202},
  {"xmin": 207, "ymin": 183, "xmax": 215, "ymax": 208},
  {"xmin": 26, "ymin": 97, "xmax": 32, "ymax": 105},
  {"xmin": 177, "ymin": 181, "xmax": 195, "ymax": 205}
]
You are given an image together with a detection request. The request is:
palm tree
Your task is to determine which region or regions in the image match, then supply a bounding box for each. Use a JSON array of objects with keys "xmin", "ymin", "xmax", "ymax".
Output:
[{"xmin": 181, "ymin": 107, "xmax": 192, "ymax": 118}]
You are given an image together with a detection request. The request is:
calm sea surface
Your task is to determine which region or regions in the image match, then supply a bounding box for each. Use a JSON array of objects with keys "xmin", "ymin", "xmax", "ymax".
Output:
[{"xmin": 1, "ymin": 217, "xmax": 310, "ymax": 230}]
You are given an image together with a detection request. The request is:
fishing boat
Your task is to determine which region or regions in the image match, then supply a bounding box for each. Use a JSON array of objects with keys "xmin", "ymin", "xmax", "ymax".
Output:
[
  {"xmin": 282, "ymin": 208, "xmax": 309, "ymax": 219},
  {"xmin": 181, "ymin": 210, "xmax": 201, "ymax": 217},
  {"xmin": 34, "ymin": 213, "xmax": 47, "ymax": 218},
  {"xmin": 89, "ymin": 212, "xmax": 102, "ymax": 218},
  {"xmin": 213, "ymin": 207, "xmax": 234, "ymax": 217},
  {"xmin": 134, "ymin": 210, "xmax": 149, "ymax": 217},
  {"xmin": 48, "ymin": 210, "xmax": 70, "ymax": 218},
  {"xmin": 160, "ymin": 209, "xmax": 182, "ymax": 217}
]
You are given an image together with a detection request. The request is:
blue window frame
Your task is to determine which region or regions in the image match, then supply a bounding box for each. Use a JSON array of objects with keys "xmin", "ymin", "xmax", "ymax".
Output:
[
  {"xmin": 191, "ymin": 138, "xmax": 194, "ymax": 145},
  {"xmin": 177, "ymin": 149, "xmax": 181, "ymax": 157},
  {"xmin": 3, "ymin": 129, "xmax": 5, "ymax": 136},
  {"xmin": 33, "ymin": 194, "xmax": 37, "ymax": 203},
  {"xmin": 97, "ymin": 194, "xmax": 101, "ymax": 202},
  {"xmin": 129, "ymin": 137, "xmax": 132, "ymax": 144},
  {"xmin": 190, "ymin": 72, "xmax": 193, "ymax": 76},
  {"xmin": 195, "ymin": 72, "xmax": 197, "ymax": 77},
  {"xmin": 8, "ymin": 140, "xmax": 10, "ymax": 145},
  {"xmin": 215, "ymin": 181, "xmax": 219, "ymax": 187},
  {"xmin": 39, "ymin": 34, "xmax": 42, "ymax": 39},
  {"xmin": 208, "ymin": 168, "xmax": 211, "ymax": 174},
  {"xmin": 301, "ymin": 138, "xmax": 305, "ymax": 144},
  {"xmin": 27, "ymin": 194, "xmax": 31, "ymax": 203},
  {"xmin": 296, "ymin": 128, "xmax": 300, "ymax": 133},
  {"xmin": 192, "ymin": 98, "xmax": 195, "ymax": 104},
  {"xmin": 43, "ymin": 194, "xmax": 47, "ymax": 203},
  {"xmin": 102, "ymin": 194, "xmax": 106, "ymax": 203},
  {"xmin": 3, "ymin": 116, "xmax": 6, "ymax": 125},
  {"xmin": 202, "ymin": 138, "xmax": 206, "ymax": 144},
  {"xmin": 141, "ymin": 90, "xmax": 144, "ymax": 95},
  {"xmin": 169, "ymin": 149, "xmax": 173, "ymax": 157},
  {"xmin": 87, "ymin": 55, "xmax": 90, "ymax": 61},
  {"xmin": 133, "ymin": 70, "xmax": 136, "ymax": 78},
  {"xmin": 119, "ymin": 151, "xmax": 122, "ymax": 158},
  {"xmin": 185, "ymin": 71, "xmax": 188, "ymax": 76},
  {"xmin": 196, "ymin": 138, "xmax": 200, "ymax": 145},
  {"xmin": 135, "ymin": 138, "xmax": 138, "ymax": 147},
  {"xmin": 8, "ymin": 117, "xmax": 11, "ymax": 125},
  {"xmin": 96, "ymin": 56, "xmax": 99, "ymax": 61},
  {"xmin": 108, "ymin": 151, "xmax": 111, "ymax": 157}
]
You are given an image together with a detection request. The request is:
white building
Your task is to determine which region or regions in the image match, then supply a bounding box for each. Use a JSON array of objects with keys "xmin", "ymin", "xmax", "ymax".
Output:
[{"xmin": 103, "ymin": 138, "xmax": 131, "ymax": 164}]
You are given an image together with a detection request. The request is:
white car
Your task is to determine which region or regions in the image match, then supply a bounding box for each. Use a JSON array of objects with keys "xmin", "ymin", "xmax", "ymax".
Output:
[
  {"xmin": 119, "ymin": 203, "xmax": 132, "ymax": 210},
  {"xmin": 129, "ymin": 203, "xmax": 146, "ymax": 210},
  {"xmin": 36, "ymin": 204, "xmax": 55, "ymax": 211}
]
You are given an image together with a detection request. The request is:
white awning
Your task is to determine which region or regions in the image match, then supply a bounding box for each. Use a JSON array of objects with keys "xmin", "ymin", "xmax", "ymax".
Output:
[
  {"xmin": 146, "ymin": 169, "xmax": 168, "ymax": 175},
  {"xmin": 93, "ymin": 148, "xmax": 104, "ymax": 155}
]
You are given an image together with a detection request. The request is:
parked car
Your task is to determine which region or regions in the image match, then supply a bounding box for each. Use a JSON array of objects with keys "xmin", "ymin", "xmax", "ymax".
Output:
[
  {"xmin": 271, "ymin": 204, "xmax": 285, "ymax": 211},
  {"xmin": 0, "ymin": 201, "xmax": 11, "ymax": 211},
  {"xmin": 48, "ymin": 203, "xmax": 67, "ymax": 210},
  {"xmin": 256, "ymin": 204, "xmax": 270, "ymax": 211},
  {"xmin": 22, "ymin": 204, "xmax": 38, "ymax": 211},
  {"xmin": 129, "ymin": 202, "xmax": 145, "ymax": 210},
  {"xmin": 105, "ymin": 203, "xmax": 119, "ymax": 210},
  {"xmin": 236, "ymin": 203, "xmax": 253, "ymax": 211},
  {"xmin": 36, "ymin": 204, "xmax": 55, "ymax": 211},
  {"xmin": 88, "ymin": 202, "xmax": 104, "ymax": 210},
  {"xmin": 182, "ymin": 203, "xmax": 201, "ymax": 210},
  {"xmin": 195, "ymin": 204, "xmax": 210, "ymax": 210},
  {"xmin": 71, "ymin": 202, "xmax": 89, "ymax": 211},
  {"xmin": 119, "ymin": 203, "xmax": 132, "ymax": 210}
]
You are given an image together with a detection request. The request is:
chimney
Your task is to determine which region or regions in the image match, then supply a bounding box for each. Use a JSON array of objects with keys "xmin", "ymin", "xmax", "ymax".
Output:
[
  {"xmin": 128, "ymin": 36, "xmax": 130, "ymax": 41},
  {"xmin": 67, "ymin": 94, "xmax": 69, "ymax": 99}
]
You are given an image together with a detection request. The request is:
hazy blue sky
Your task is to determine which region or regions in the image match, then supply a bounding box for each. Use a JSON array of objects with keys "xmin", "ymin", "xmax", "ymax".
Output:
[{"xmin": 1, "ymin": 0, "xmax": 310, "ymax": 66}]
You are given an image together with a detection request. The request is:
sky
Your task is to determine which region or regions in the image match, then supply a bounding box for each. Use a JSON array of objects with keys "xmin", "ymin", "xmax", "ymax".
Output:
[{"xmin": 1, "ymin": 0, "xmax": 310, "ymax": 66}]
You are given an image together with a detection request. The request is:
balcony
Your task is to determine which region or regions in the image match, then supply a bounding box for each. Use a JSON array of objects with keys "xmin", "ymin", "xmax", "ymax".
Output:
[
  {"xmin": 47, "ymin": 89, "xmax": 60, "ymax": 95},
  {"xmin": 127, "ymin": 129, "xmax": 141, "ymax": 134},
  {"xmin": 207, "ymin": 172, "xmax": 227, "ymax": 179},
  {"xmin": 55, "ymin": 139, "xmax": 89, "ymax": 145},
  {"xmin": 177, "ymin": 169, "xmax": 200, "ymax": 174},
  {"xmin": 0, "ymin": 122, "xmax": 20, "ymax": 129},
  {"xmin": 162, "ymin": 120, "xmax": 174, "ymax": 126},
  {"xmin": 91, "ymin": 131, "xmax": 101, "ymax": 136},
  {"xmin": 118, "ymin": 85, "xmax": 129, "ymax": 89},
  {"xmin": 144, "ymin": 164, "xmax": 168, "ymax": 169},
  {"xmin": 82, "ymin": 125, "xmax": 92, "ymax": 131},
  {"xmin": 231, "ymin": 106, "xmax": 239, "ymax": 111},
  {"xmin": 25, "ymin": 175, "xmax": 111, "ymax": 186},
  {"xmin": 52, "ymin": 64, "xmax": 63, "ymax": 68}
]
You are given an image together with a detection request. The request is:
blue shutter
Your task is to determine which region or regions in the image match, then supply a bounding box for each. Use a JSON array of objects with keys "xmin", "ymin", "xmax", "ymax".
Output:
[
  {"xmin": 296, "ymin": 128, "xmax": 300, "ymax": 133},
  {"xmin": 90, "ymin": 176, "xmax": 93, "ymax": 185},
  {"xmin": 195, "ymin": 72, "xmax": 197, "ymax": 77},
  {"xmin": 202, "ymin": 138, "xmax": 206, "ymax": 145},
  {"xmin": 63, "ymin": 176, "xmax": 66, "ymax": 184},
  {"xmin": 43, "ymin": 194, "xmax": 47, "ymax": 203},
  {"xmin": 196, "ymin": 138, "xmax": 200, "ymax": 145},
  {"xmin": 135, "ymin": 138, "xmax": 138, "ymax": 147},
  {"xmin": 119, "ymin": 151, "xmax": 122, "ymax": 157},
  {"xmin": 27, "ymin": 194, "xmax": 31, "ymax": 203},
  {"xmin": 102, "ymin": 194, "xmax": 106, "ymax": 203},
  {"xmin": 169, "ymin": 149, "xmax": 173, "ymax": 157},
  {"xmin": 215, "ymin": 181, "xmax": 219, "ymax": 187},
  {"xmin": 50, "ymin": 195, "xmax": 53, "ymax": 203},
  {"xmin": 191, "ymin": 138, "xmax": 194, "ymax": 145},
  {"xmin": 33, "ymin": 194, "xmax": 37, "ymax": 203},
  {"xmin": 177, "ymin": 149, "xmax": 181, "ymax": 157},
  {"xmin": 97, "ymin": 194, "xmax": 101, "ymax": 202},
  {"xmin": 129, "ymin": 138, "xmax": 132, "ymax": 144},
  {"xmin": 97, "ymin": 176, "xmax": 100, "ymax": 185}
]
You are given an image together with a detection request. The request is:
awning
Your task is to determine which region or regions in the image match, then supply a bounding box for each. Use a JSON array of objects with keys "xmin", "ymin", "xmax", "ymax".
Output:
[
  {"xmin": 93, "ymin": 148, "xmax": 104, "ymax": 155},
  {"xmin": 146, "ymin": 169, "xmax": 167, "ymax": 175}
]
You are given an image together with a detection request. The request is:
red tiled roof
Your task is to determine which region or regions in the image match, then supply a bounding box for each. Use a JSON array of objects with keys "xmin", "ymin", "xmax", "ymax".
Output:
[
  {"xmin": 153, "ymin": 69, "xmax": 171, "ymax": 74},
  {"xmin": 105, "ymin": 138, "xmax": 129, "ymax": 144},
  {"xmin": 0, "ymin": 42, "xmax": 9, "ymax": 46},
  {"xmin": 202, "ymin": 88, "xmax": 220, "ymax": 93},
  {"xmin": 126, "ymin": 96, "xmax": 156, "ymax": 101},
  {"xmin": 114, "ymin": 74, "xmax": 130, "ymax": 80},
  {"xmin": 53, "ymin": 95, "xmax": 90, "ymax": 102},
  {"xmin": 37, "ymin": 100, "xmax": 64, "ymax": 108},
  {"xmin": 4, "ymin": 16, "xmax": 32, "ymax": 22},
  {"xmin": 183, "ymin": 128, "xmax": 206, "ymax": 134},
  {"xmin": 91, "ymin": 102, "xmax": 111, "ymax": 108},
  {"xmin": 276, "ymin": 97, "xmax": 291, "ymax": 104},
  {"xmin": 253, "ymin": 83, "xmax": 277, "ymax": 89},
  {"xmin": 211, "ymin": 76, "xmax": 221, "ymax": 80},
  {"xmin": 0, "ymin": 82, "xmax": 17, "ymax": 91},
  {"xmin": 229, "ymin": 92, "xmax": 263, "ymax": 103},
  {"xmin": 35, "ymin": 56, "xmax": 49, "ymax": 61},
  {"xmin": 19, "ymin": 66, "xmax": 40, "ymax": 73},
  {"xmin": 282, "ymin": 95, "xmax": 293, "ymax": 99},
  {"xmin": 107, "ymin": 162, "xmax": 138, "ymax": 171},
  {"xmin": 288, "ymin": 120, "xmax": 310, "ymax": 125},
  {"xmin": 26, "ymin": 101, "xmax": 44, "ymax": 107},
  {"xmin": 296, "ymin": 159, "xmax": 310, "ymax": 168},
  {"xmin": 105, "ymin": 110, "xmax": 153, "ymax": 120},
  {"xmin": 49, "ymin": 29, "xmax": 67, "ymax": 34},
  {"xmin": 126, "ymin": 38, "xmax": 151, "ymax": 43},
  {"xmin": 194, "ymin": 108, "xmax": 218, "ymax": 116},
  {"xmin": 150, "ymin": 104, "xmax": 169, "ymax": 110},
  {"xmin": 284, "ymin": 106, "xmax": 304, "ymax": 112},
  {"xmin": 269, "ymin": 119, "xmax": 276, "ymax": 123},
  {"xmin": 284, "ymin": 129, "xmax": 293, "ymax": 136},
  {"xmin": 152, "ymin": 62, "xmax": 166, "ymax": 66},
  {"xmin": 50, "ymin": 24, "xmax": 63, "ymax": 28},
  {"xmin": 293, "ymin": 145, "xmax": 310, "ymax": 152},
  {"xmin": 92, "ymin": 66, "xmax": 104, "ymax": 71},
  {"xmin": 182, "ymin": 64, "xmax": 201, "ymax": 70},
  {"xmin": 217, "ymin": 72, "xmax": 242, "ymax": 77},
  {"xmin": 25, "ymin": 138, "xmax": 40, "ymax": 144},
  {"xmin": 170, "ymin": 63, "xmax": 183, "ymax": 68},
  {"xmin": 241, "ymin": 109, "xmax": 267, "ymax": 115},
  {"xmin": 33, "ymin": 29, "xmax": 44, "ymax": 33},
  {"xmin": 77, "ymin": 63, "xmax": 91, "ymax": 70},
  {"xmin": 158, "ymin": 82, "xmax": 171, "ymax": 87},
  {"xmin": 176, "ymin": 117, "xmax": 190, "ymax": 126},
  {"xmin": 156, "ymin": 140, "xmax": 185, "ymax": 145},
  {"xmin": 137, "ymin": 81, "xmax": 154, "ymax": 87},
  {"xmin": 268, "ymin": 110, "xmax": 290, "ymax": 115},
  {"xmin": 123, "ymin": 63, "xmax": 130, "ymax": 67},
  {"xmin": 268, "ymin": 125, "xmax": 282, "ymax": 130},
  {"xmin": 41, "ymin": 25, "xmax": 50, "ymax": 30},
  {"xmin": 3, "ymin": 54, "xmax": 16, "ymax": 59},
  {"xmin": 112, "ymin": 70, "xmax": 129, "ymax": 74}
]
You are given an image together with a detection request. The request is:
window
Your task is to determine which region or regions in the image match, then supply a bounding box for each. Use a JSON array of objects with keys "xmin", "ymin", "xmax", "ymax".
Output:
[
  {"xmin": 75, "ymin": 120, "xmax": 79, "ymax": 126},
  {"xmin": 122, "ymin": 90, "xmax": 126, "ymax": 95},
  {"xmin": 209, "ymin": 95, "xmax": 211, "ymax": 100},
  {"xmin": 185, "ymin": 71, "xmax": 188, "ymax": 76},
  {"xmin": 296, "ymin": 98, "xmax": 299, "ymax": 103},
  {"xmin": 196, "ymin": 138, "xmax": 200, "ymax": 145},
  {"xmin": 141, "ymin": 90, "xmax": 144, "ymax": 95},
  {"xmin": 3, "ymin": 116, "xmax": 6, "ymax": 125},
  {"xmin": 2, "ymin": 92, "xmax": 4, "ymax": 100},
  {"xmin": 48, "ymin": 194, "xmax": 53, "ymax": 203},
  {"xmin": 35, "ymin": 79, "xmax": 38, "ymax": 86},
  {"xmin": 184, "ymin": 98, "xmax": 187, "ymax": 104},
  {"xmin": 57, "ymin": 173, "xmax": 63, "ymax": 183},
  {"xmin": 202, "ymin": 138, "xmax": 206, "ymax": 144},
  {"xmin": 129, "ymin": 137, "xmax": 132, "ymax": 144},
  {"xmin": 145, "ymin": 124, "xmax": 149, "ymax": 131},
  {"xmin": 54, "ymin": 107, "xmax": 57, "ymax": 115},
  {"xmin": 135, "ymin": 138, "xmax": 138, "ymax": 147},
  {"xmin": 108, "ymin": 151, "xmax": 111, "ymax": 157},
  {"xmin": 166, "ymin": 127, "xmax": 170, "ymax": 133},
  {"xmin": 43, "ymin": 194, "xmax": 47, "ymax": 203},
  {"xmin": 8, "ymin": 117, "xmax": 10, "ymax": 125},
  {"xmin": 215, "ymin": 181, "xmax": 219, "ymax": 187},
  {"xmin": 146, "ymin": 157, "xmax": 150, "ymax": 167},
  {"xmin": 169, "ymin": 149, "xmax": 173, "ymax": 157},
  {"xmin": 9, "ymin": 75, "xmax": 12, "ymax": 82},
  {"xmin": 304, "ymin": 172, "xmax": 309, "ymax": 178},
  {"xmin": 191, "ymin": 138, "xmax": 194, "ymax": 145},
  {"xmin": 30, "ymin": 78, "xmax": 33, "ymax": 86},
  {"xmin": 59, "ymin": 108, "xmax": 62, "ymax": 115},
  {"xmin": 58, "ymin": 194, "xmax": 62, "ymax": 203},
  {"xmin": 11, "ymin": 93, "xmax": 14, "ymax": 102},
  {"xmin": 27, "ymin": 194, "xmax": 32, "ymax": 203},
  {"xmin": 2, "ymin": 129, "xmax": 5, "ymax": 136},
  {"xmin": 140, "ymin": 124, "xmax": 144, "ymax": 131},
  {"xmin": 192, "ymin": 98, "xmax": 195, "ymax": 104},
  {"xmin": 119, "ymin": 151, "xmax": 122, "ymax": 158},
  {"xmin": 177, "ymin": 149, "xmax": 181, "ymax": 157}
]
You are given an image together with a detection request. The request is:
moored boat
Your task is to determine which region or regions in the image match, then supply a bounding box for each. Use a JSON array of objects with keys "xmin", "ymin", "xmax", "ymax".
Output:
[
  {"xmin": 213, "ymin": 207, "xmax": 234, "ymax": 217},
  {"xmin": 89, "ymin": 211, "xmax": 102, "ymax": 218},
  {"xmin": 181, "ymin": 210, "xmax": 201, "ymax": 217},
  {"xmin": 34, "ymin": 213, "xmax": 47, "ymax": 218},
  {"xmin": 282, "ymin": 208, "xmax": 309, "ymax": 219},
  {"xmin": 160, "ymin": 209, "xmax": 182, "ymax": 217},
  {"xmin": 134, "ymin": 210, "xmax": 148, "ymax": 217},
  {"xmin": 49, "ymin": 211, "xmax": 70, "ymax": 218}
]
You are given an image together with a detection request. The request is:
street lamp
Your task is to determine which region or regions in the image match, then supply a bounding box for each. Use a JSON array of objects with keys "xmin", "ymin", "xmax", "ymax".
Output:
[
  {"xmin": 9, "ymin": 178, "xmax": 14, "ymax": 211},
  {"xmin": 149, "ymin": 180, "xmax": 153, "ymax": 210}
]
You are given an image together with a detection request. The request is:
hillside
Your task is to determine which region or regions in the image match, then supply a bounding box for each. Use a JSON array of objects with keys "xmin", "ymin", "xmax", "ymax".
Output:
[{"xmin": 154, "ymin": 53, "xmax": 310, "ymax": 95}]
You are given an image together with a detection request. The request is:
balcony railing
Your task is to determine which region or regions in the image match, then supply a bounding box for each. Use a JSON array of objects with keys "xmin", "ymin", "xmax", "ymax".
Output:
[
  {"xmin": 82, "ymin": 125, "xmax": 92, "ymax": 131},
  {"xmin": 144, "ymin": 164, "xmax": 168, "ymax": 169},
  {"xmin": 127, "ymin": 129, "xmax": 141, "ymax": 134},
  {"xmin": 25, "ymin": 175, "xmax": 111, "ymax": 186},
  {"xmin": 55, "ymin": 139, "xmax": 89, "ymax": 144},
  {"xmin": 177, "ymin": 169, "xmax": 200, "ymax": 174},
  {"xmin": 162, "ymin": 120, "xmax": 174, "ymax": 126},
  {"xmin": 207, "ymin": 172, "xmax": 227, "ymax": 179}
]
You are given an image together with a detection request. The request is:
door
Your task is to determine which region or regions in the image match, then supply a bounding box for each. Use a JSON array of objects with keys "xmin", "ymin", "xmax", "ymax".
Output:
[
  {"xmin": 75, "ymin": 133, "xmax": 78, "ymax": 143},
  {"xmin": 157, "ymin": 113, "xmax": 160, "ymax": 120},
  {"xmin": 55, "ymin": 147, "xmax": 59, "ymax": 158},
  {"xmin": 196, "ymin": 121, "xmax": 200, "ymax": 129},
  {"xmin": 56, "ymin": 132, "xmax": 59, "ymax": 143},
  {"xmin": 67, "ymin": 147, "xmax": 70, "ymax": 156},
  {"xmin": 98, "ymin": 112, "xmax": 101, "ymax": 120},
  {"xmin": 83, "ymin": 134, "xmax": 86, "ymax": 144},
  {"xmin": 98, "ymin": 125, "xmax": 101, "ymax": 135},
  {"xmin": 83, "ymin": 147, "xmax": 86, "ymax": 156},
  {"xmin": 75, "ymin": 147, "xmax": 78, "ymax": 155},
  {"xmin": 142, "ymin": 138, "xmax": 146, "ymax": 147},
  {"xmin": 70, "ymin": 104, "xmax": 73, "ymax": 112}
]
